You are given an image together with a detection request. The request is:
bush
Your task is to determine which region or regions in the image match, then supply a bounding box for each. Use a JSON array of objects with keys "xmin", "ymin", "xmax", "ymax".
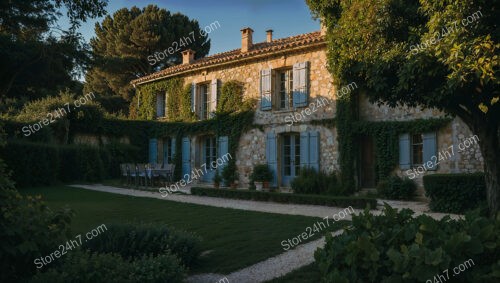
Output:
[
  {"xmin": 191, "ymin": 187, "xmax": 376, "ymax": 209},
  {"xmin": 217, "ymin": 80, "xmax": 244, "ymax": 113},
  {"xmin": 30, "ymin": 250, "xmax": 185, "ymax": 283},
  {"xmin": 376, "ymin": 175, "xmax": 416, "ymax": 200},
  {"xmin": 1, "ymin": 141, "xmax": 141, "ymax": 187},
  {"xmin": 0, "ymin": 188, "xmax": 73, "ymax": 282},
  {"xmin": 291, "ymin": 167, "xmax": 346, "ymax": 196},
  {"xmin": 315, "ymin": 205, "xmax": 500, "ymax": 283},
  {"xmin": 250, "ymin": 164, "xmax": 273, "ymax": 182},
  {"xmin": 82, "ymin": 223, "xmax": 202, "ymax": 267},
  {"xmin": 423, "ymin": 173, "xmax": 486, "ymax": 214}
]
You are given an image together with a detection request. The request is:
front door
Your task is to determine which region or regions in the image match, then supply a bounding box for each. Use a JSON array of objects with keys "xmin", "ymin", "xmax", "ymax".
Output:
[
  {"xmin": 202, "ymin": 136, "xmax": 217, "ymax": 182},
  {"xmin": 281, "ymin": 134, "xmax": 300, "ymax": 186},
  {"xmin": 359, "ymin": 136, "xmax": 376, "ymax": 188}
]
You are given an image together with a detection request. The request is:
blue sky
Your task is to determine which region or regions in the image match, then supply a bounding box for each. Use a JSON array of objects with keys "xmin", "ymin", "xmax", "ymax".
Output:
[{"xmin": 66, "ymin": 0, "xmax": 320, "ymax": 55}]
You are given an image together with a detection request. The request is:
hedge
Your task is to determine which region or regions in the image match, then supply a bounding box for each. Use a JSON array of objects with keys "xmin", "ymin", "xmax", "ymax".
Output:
[
  {"xmin": 191, "ymin": 187, "xmax": 377, "ymax": 209},
  {"xmin": 2, "ymin": 141, "xmax": 141, "ymax": 187},
  {"xmin": 423, "ymin": 173, "xmax": 486, "ymax": 214}
]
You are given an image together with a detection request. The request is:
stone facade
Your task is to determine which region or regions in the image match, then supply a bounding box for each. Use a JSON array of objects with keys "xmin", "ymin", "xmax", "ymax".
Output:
[{"xmin": 137, "ymin": 29, "xmax": 484, "ymax": 197}]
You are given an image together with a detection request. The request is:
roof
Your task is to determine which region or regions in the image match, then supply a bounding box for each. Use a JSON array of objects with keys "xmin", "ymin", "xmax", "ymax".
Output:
[{"xmin": 132, "ymin": 30, "xmax": 326, "ymax": 86}]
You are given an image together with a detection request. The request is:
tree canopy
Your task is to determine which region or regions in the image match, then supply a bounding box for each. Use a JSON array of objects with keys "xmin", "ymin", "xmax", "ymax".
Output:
[
  {"xmin": 84, "ymin": 5, "xmax": 211, "ymax": 101},
  {"xmin": 307, "ymin": 0, "xmax": 499, "ymax": 216}
]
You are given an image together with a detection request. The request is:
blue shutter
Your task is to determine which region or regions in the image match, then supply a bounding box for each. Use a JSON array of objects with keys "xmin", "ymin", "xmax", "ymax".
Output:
[
  {"xmin": 171, "ymin": 137, "xmax": 176, "ymax": 161},
  {"xmin": 423, "ymin": 132, "xmax": 437, "ymax": 170},
  {"xmin": 149, "ymin": 138, "xmax": 158, "ymax": 163},
  {"xmin": 211, "ymin": 79, "xmax": 218, "ymax": 113},
  {"xmin": 260, "ymin": 69, "xmax": 272, "ymax": 110},
  {"xmin": 266, "ymin": 132, "xmax": 278, "ymax": 186},
  {"xmin": 399, "ymin": 133, "xmax": 411, "ymax": 170},
  {"xmin": 300, "ymin": 132, "xmax": 310, "ymax": 168},
  {"xmin": 182, "ymin": 137, "xmax": 191, "ymax": 180},
  {"xmin": 217, "ymin": 136, "xmax": 229, "ymax": 172},
  {"xmin": 293, "ymin": 62, "xmax": 309, "ymax": 108},
  {"xmin": 191, "ymin": 83, "xmax": 196, "ymax": 113},
  {"xmin": 309, "ymin": 131, "xmax": 320, "ymax": 171}
]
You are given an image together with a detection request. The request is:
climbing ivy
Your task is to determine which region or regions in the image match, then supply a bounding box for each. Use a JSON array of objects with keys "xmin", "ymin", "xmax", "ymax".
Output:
[
  {"xmin": 133, "ymin": 78, "xmax": 194, "ymax": 121},
  {"xmin": 335, "ymin": 91, "xmax": 451, "ymax": 193}
]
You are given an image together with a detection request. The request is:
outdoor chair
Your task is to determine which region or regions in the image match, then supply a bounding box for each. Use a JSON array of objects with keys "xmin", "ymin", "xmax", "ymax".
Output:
[
  {"xmin": 136, "ymin": 163, "xmax": 148, "ymax": 187},
  {"xmin": 119, "ymin": 163, "xmax": 129, "ymax": 185}
]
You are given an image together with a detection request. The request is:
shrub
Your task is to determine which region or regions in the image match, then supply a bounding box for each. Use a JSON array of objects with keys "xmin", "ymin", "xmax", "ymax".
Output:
[
  {"xmin": 250, "ymin": 164, "xmax": 273, "ymax": 182},
  {"xmin": 424, "ymin": 173, "xmax": 486, "ymax": 214},
  {"xmin": 291, "ymin": 167, "xmax": 345, "ymax": 196},
  {"xmin": 221, "ymin": 161, "xmax": 238, "ymax": 185},
  {"xmin": 217, "ymin": 80, "xmax": 244, "ymax": 113},
  {"xmin": 376, "ymin": 175, "xmax": 416, "ymax": 200},
  {"xmin": 30, "ymin": 250, "xmax": 185, "ymax": 283},
  {"xmin": 315, "ymin": 205, "xmax": 500, "ymax": 283},
  {"xmin": 191, "ymin": 187, "xmax": 376, "ymax": 209},
  {"xmin": 82, "ymin": 223, "xmax": 202, "ymax": 267},
  {"xmin": 0, "ymin": 188, "xmax": 73, "ymax": 282}
]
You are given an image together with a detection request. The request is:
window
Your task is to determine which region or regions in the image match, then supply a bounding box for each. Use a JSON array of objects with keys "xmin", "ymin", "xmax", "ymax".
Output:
[
  {"xmin": 163, "ymin": 137, "xmax": 173, "ymax": 164},
  {"xmin": 411, "ymin": 134, "xmax": 423, "ymax": 166},
  {"xmin": 156, "ymin": 92, "xmax": 166, "ymax": 118},
  {"xmin": 277, "ymin": 69, "xmax": 293, "ymax": 110},
  {"xmin": 204, "ymin": 136, "xmax": 217, "ymax": 169},
  {"xmin": 198, "ymin": 83, "xmax": 210, "ymax": 120}
]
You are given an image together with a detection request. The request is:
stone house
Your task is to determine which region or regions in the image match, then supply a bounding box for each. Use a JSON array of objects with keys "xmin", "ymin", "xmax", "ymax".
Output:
[{"xmin": 131, "ymin": 26, "xmax": 483, "ymax": 197}]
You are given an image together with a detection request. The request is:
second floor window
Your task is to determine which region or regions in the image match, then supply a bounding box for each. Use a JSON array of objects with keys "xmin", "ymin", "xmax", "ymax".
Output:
[
  {"xmin": 277, "ymin": 69, "xmax": 293, "ymax": 110},
  {"xmin": 199, "ymin": 84, "xmax": 210, "ymax": 120}
]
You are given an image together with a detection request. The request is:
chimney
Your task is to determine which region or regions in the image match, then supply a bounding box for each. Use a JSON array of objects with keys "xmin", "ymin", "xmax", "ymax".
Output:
[
  {"xmin": 240, "ymin": 27, "xmax": 254, "ymax": 53},
  {"xmin": 181, "ymin": 49, "xmax": 195, "ymax": 64},
  {"xmin": 266, "ymin": 29, "xmax": 273, "ymax": 43},
  {"xmin": 320, "ymin": 20, "xmax": 327, "ymax": 36}
]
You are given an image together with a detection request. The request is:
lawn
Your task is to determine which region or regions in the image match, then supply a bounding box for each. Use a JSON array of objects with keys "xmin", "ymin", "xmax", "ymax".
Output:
[{"xmin": 22, "ymin": 186, "xmax": 343, "ymax": 275}]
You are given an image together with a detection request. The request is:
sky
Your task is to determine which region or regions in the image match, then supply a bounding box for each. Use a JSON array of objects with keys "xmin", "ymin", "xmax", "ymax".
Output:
[{"xmin": 63, "ymin": 0, "xmax": 321, "ymax": 55}]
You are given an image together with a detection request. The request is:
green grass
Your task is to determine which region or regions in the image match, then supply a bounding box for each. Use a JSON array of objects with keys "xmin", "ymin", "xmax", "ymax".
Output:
[
  {"xmin": 265, "ymin": 263, "xmax": 321, "ymax": 283},
  {"xmin": 21, "ymin": 186, "xmax": 343, "ymax": 275}
]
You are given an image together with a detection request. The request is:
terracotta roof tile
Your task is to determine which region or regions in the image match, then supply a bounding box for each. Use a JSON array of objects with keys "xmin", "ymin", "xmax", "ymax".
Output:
[{"xmin": 131, "ymin": 30, "xmax": 325, "ymax": 85}]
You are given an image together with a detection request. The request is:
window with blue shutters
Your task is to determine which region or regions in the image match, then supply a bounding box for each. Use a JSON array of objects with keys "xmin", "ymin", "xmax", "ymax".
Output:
[
  {"xmin": 399, "ymin": 132, "xmax": 437, "ymax": 170},
  {"xmin": 266, "ymin": 132, "xmax": 278, "ymax": 186},
  {"xmin": 422, "ymin": 132, "xmax": 437, "ymax": 170},
  {"xmin": 292, "ymin": 62, "xmax": 309, "ymax": 108},
  {"xmin": 149, "ymin": 138, "xmax": 158, "ymax": 163},
  {"xmin": 260, "ymin": 69, "xmax": 272, "ymax": 110}
]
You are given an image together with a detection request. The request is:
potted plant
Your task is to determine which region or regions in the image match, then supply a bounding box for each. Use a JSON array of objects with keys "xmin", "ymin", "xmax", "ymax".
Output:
[
  {"xmin": 213, "ymin": 171, "xmax": 222, "ymax": 189},
  {"xmin": 251, "ymin": 164, "xmax": 273, "ymax": 191},
  {"xmin": 221, "ymin": 162, "xmax": 238, "ymax": 189}
]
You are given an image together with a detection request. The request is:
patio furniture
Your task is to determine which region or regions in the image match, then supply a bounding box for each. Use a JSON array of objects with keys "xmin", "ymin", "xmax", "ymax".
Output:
[
  {"xmin": 126, "ymin": 163, "xmax": 137, "ymax": 187},
  {"xmin": 119, "ymin": 163, "xmax": 129, "ymax": 185},
  {"xmin": 136, "ymin": 163, "xmax": 148, "ymax": 187}
]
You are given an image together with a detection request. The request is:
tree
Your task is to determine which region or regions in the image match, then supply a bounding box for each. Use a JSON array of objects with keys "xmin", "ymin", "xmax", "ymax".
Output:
[
  {"xmin": 0, "ymin": 0, "xmax": 107, "ymax": 100},
  {"xmin": 84, "ymin": 5, "xmax": 210, "ymax": 101},
  {"xmin": 307, "ymin": 0, "xmax": 499, "ymax": 216}
]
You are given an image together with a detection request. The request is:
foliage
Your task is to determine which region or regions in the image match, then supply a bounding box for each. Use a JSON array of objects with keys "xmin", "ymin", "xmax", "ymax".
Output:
[
  {"xmin": 191, "ymin": 187, "xmax": 376, "ymax": 209},
  {"xmin": 133, "ymin": 78, "xmax": 194, "ymax": 121},
  {"xmin": 306, "ymin": 0, "xmax": 500, "ymax": 216},
  {"xmin": 424, "ymin": 173, "xmax": 487, "ymax": 214},
  {"xmin": 291, "ymin": 167, "xmax": 346, "ymax": 196},
  {"xmin": 250, "ymin": 164, "xmax": 274, "ymax": 182},
  {"xmin": 30, "ymin": 250, "xmax": 186, "ymax": 283},
  {"xmin": 0, "ymin": 187, "xmax": 73, "ymax": 282},
  {"xmin": 84, "ymin": 5, "xmax": 210, "ymax": 101},
  {"xmin": 82, "ymin": 223, "xmax": 201, "ymax": 267},
  {"xmin": 0, "ymin": 0, "xmax": 107, "ymax": 99},
  {"xmin": 315, "ymin": 205, "xmax": 500, "ymax": 282},
  {"xmin": 213, "ymin": 171, "xmax": 222, "ymax": 184},
  {"xmin": 221, "ymin": 161, "xmax": 238, "ymax": 185},
  {"xmin": 2, "ymin": 141, "xmax": 141, "ymax": 187},
  {"xmin": 376, "ymin": 175, "xmax": 417, "ymax": 200},
  {"xmin": 217, "ymin": 80, "xmax": 244, "ymax": 113}
]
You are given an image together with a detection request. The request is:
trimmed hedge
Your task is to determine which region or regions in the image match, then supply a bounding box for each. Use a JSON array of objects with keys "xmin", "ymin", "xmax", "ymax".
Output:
[
  {"xmin": 376, "ymin": 175, "xmax": 417, "ymax": 200},
  {"xmin": 191, "ymin": 187, "xmax": 376, "ymax": 209},
  {"xmin": 423, "ymin": 173, "xmax": 486, "ymax": 214},
  {"xmin": 2, "ymin": 141, "xmax": 141, "ymax": 187},
  {"xmin": 82, "ymin": 223, "xmax": 201, "ymax": 267}
]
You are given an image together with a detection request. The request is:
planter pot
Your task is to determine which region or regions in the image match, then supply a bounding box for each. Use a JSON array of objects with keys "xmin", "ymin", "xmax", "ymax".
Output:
[
  {"xmin": 214, "ymin": 183, "xmax": 220, "ymax": 189},
  {"xmin": 263, "ymin": 181, "xmax": 270, "ymax": 189},
  {"xmin": 230, "ymin": 183, "xmax": 238, "ymax": 189},
  {"xmin": 255, "ymin": 181, "xmax": 263, "ymax": 191}
]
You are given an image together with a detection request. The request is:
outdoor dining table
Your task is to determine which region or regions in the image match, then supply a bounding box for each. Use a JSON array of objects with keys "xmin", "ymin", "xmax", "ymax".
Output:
[{"xmin": 146, "ymin": 167, "xmax": 174, "ymax": 184}]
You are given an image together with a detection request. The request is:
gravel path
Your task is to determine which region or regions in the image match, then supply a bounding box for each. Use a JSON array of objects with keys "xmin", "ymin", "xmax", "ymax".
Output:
[{"xmin": 69, "ymin": 184, "xmax": 462, "ymax": 283}]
